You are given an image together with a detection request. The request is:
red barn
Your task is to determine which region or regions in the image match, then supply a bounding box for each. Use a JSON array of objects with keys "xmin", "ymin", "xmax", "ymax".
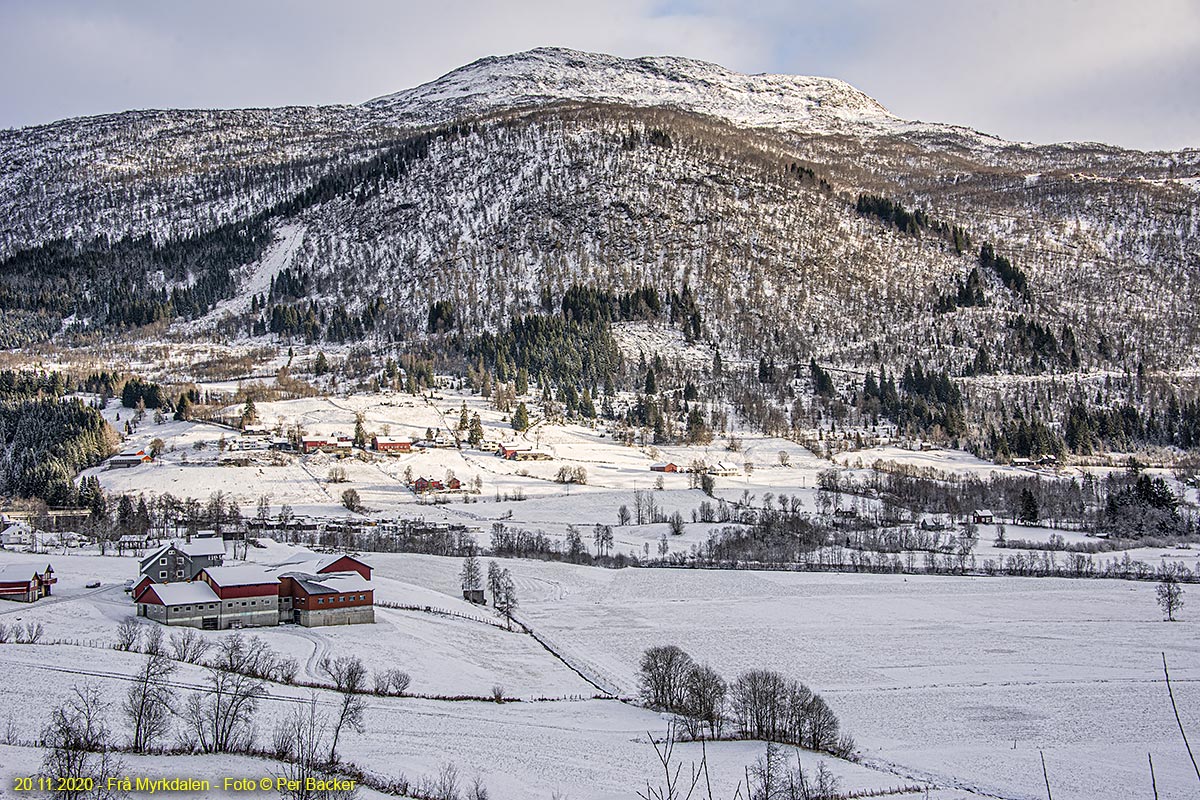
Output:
[
  {"xmin": 412, "ymin": 477, "xmax": 444, "ymax": 493},
  {"xmin": 301, "ymin": 437, "xmax": 330, "ymax": 454},
  {"xmin": 270, "ymin": 553, "xmax": 374, "ymax": 626},
  {"xmin": 0, "ymin": 563, "xmax": 56, "ymax": 603},
  {"xmin": 372, "ymin": 435, "xmax": 412, "ymax": 453},
  {"xmin": 650, "ymin": 462, "xmax": 679, "ymax": 473},
  {"xmin": 498, "ymin": 443, "xmax": 532, "ymax": 460}
]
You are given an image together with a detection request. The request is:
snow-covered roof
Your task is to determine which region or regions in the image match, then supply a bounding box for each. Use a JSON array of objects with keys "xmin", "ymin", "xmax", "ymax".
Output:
[
  {"xmin": 285, "ymin": 571, "xmax": 373, "ymax": 595},
  {"xmin": 201, "ymin": 565, "xmax": 276, "ymax": 587},
  {"xmin": 144, "ymin": 582, "xmax": 220, "ymax": 606},
  {"xmin": 271, "ymin": 552, "xmax": 370, "ymax": 574},
  {"xmin": 0, "ymin": 562, "xmax": 51, "ymax": 583},
  {"xmin": 373, "ymin": 435, "xmax": 412, "ymax": 444}
]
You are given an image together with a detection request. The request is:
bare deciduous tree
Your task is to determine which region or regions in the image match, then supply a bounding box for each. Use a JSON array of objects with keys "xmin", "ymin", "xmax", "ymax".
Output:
[
  {"xmin": 114, "ymin": 619, "xmax": 141, "ymax": 652},
  {"xmin": 42, "ymin": 686, "xmax": 127, "ymax": 800},
  {"xmin": 124, "ymin": 652, "xmax": 175, "ymax": 752},
  {"xmin": 272, "ymin": 695, "xmax": 360, "ymax": 800},
  {"xmin": 1157, "ymin": 576, "xmax": 1184, "ymax": 621},
  {"xmin": 373, "ymin": 668, "xmax": 412, "ymax": 696},
  {"xmin": 180, "ymin": 666, "xmax": 266, "ymax": 753},
  {"xmin": 638, "ymin": 645, "xmax": 695, "ymax": 711},
  {"xmin": 169, "ymin": 628, "xmax": 211, "ymax": 663},
  {"xmin": 319, "ymin": 655, "xmax": 368, "ymax": 763}
]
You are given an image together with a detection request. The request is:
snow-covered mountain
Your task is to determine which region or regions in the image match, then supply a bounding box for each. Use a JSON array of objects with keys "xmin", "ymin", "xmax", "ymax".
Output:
[
  {"xmin": 0, "ymin": 46, "xmax": 1197, "ymax": 380},
  {"xmin": 366, "ymin": 47, "xmax": 910, "ymax": 137}
]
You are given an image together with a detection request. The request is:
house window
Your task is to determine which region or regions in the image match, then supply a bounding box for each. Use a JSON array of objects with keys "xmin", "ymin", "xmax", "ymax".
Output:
[
  {"xmin": 159, "ymin": 558, "xmax": 167, "ymax": 565},
  {"xmin": 159, "ymin": 571, "xmax": 166, "ymax": 579}
]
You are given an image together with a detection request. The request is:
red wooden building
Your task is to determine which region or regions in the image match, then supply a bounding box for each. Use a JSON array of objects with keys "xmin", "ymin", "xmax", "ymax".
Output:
[
  {"xmin": 372, "ymin": 435, "xmax": 413, "ymax": 453},
  {"xmin": 270, "ymin": 554, "xmax": 374, "ymax": 627},
  {"xmin": 0, "ymin": 563, "xmax": 56, "ymax": 603}
]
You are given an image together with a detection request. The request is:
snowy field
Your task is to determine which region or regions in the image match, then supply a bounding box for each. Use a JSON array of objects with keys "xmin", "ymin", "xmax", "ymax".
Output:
[
  {"xmin": 2, "ymin": 543, "xmax": 1197, "ymax": 798},
  {"xmin": 369, "ymin": 553, "xmax": 1200, "ymax": 800},
  {"xmin": 1, "ymin": 546, "xmax": 981, "ymax": 800}
]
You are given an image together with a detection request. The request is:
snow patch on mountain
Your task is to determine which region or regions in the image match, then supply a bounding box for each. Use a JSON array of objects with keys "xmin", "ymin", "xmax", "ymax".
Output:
[{"xmin": 365, "ymin": 47, "xmax": 979, "ymax": 141}]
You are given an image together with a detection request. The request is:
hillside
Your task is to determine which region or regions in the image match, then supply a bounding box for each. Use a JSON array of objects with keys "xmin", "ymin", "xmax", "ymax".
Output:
[{"xmin": 1, "ymin": 48, "xmax": 1199, "ymax": 457}]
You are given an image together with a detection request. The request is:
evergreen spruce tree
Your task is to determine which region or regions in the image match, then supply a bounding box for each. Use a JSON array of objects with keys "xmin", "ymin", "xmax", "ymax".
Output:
[
  {"xmin": 512, "ymin": 403, "xmax": 530, "ymax": 432},
  {"xmin": 468, "ymin": 413, "xmax": 485, "ymax": 448}
]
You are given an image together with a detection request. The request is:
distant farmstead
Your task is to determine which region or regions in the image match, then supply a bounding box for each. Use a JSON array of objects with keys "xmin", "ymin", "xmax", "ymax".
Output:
[
  {"xmin": 109, "ymin": 450, "xmax": 151, "ymax": 469},
  {"xmin": 650, "ymin": 462, "xmax": 679, "ymax": 473},
  {"xmin": 972, "ymin": 509, "xmax": 995, "ymax": 525},
  {"xmin": 412, "ymin": 476, "xmax": 462, "ymax": 494},
  {"xmin": 0, "ymin": 562, "xmax": 56, "ymax": 603}
]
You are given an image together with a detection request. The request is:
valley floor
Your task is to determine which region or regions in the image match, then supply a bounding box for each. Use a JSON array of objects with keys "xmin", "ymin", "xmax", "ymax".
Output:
[{"xmin": 0, "ymin": 544, "xmax": 1196, "ymax": 800}]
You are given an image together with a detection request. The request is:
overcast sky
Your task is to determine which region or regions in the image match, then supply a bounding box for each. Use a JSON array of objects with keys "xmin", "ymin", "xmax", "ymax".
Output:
[{"xmin": 2, "ymin": 0, "xmax": 1197, "ymax": 150}]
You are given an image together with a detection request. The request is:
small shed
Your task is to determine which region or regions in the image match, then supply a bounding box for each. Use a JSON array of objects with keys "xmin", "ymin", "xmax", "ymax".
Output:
[
  {"xmin": 972, "ymin": 509, "xmax": 995, "ymax": 525},
  {"xmin": 462, "ymin": 588, "xmax": 485, "ymax": 605}
]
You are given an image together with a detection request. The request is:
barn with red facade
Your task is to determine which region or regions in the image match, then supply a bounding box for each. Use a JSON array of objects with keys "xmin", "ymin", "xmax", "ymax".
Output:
[{"xmin": 0, "ymin": 563, "xmax": 56, "ymax": 603}]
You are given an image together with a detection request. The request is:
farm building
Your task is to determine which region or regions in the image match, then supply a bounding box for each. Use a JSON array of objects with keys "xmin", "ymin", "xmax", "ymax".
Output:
[
  {"xmin": 301, "ymin": 435, "xmax": 353, "ymax": 455},
  {"xmin": 650, "ymin": 462, "xmax": 679, "ymax": 473},
  {"xmin": 133, "ymin": 582, "xmax": 224, "ymax": 628},
  {"xmin": 972, "ymin": 509, "xmax": 995, "ymax": 524},
  {"xmin": 1, "ymin": 522, "xmax": 33, "ymax": 548},
  {"xmin": 0, "ymin": 562, "xmax": 56, "ymax": 603},
  {"xmin": 139, "ymin": 537, "xmax": 227, "ymax": 583},
  {"xmin": 271, "ymin": 554, "xmax": 374, "ymax": 626},
  {"xmin": 497, "ymin": 443, "xmax": 530, "ymax": 459},
  {"xmin": 109, "ymin": 450, "xmax": 151, "ymax": 469},
  {"xmin": 372, "ymin": 435, "xmax": 413, "ymax": 453},
  {"xmin": 707, "ymin": 461, "xmax": 740, "ymax": 477},
  {"xmin": 134, "ymin": 553, "xmax": 374, "ymax": 629},
  {"xmin": 413, "ymin": 476, "xmax": 462, "ymax": 493},
  {"xmin": 135, "ymin": 564, "xmax": 277, "ymax": 629}
]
